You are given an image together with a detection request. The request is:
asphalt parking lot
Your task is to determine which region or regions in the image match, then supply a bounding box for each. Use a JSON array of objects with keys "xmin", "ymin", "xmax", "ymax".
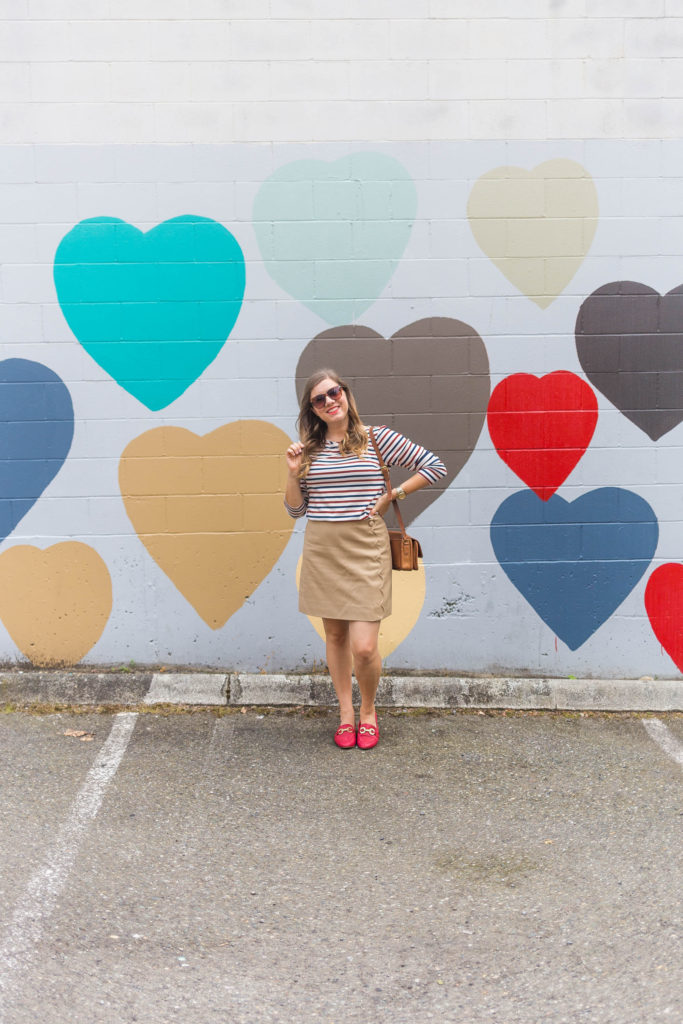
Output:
[{"xmin": 0, "ymin": 708, "xmax": 681, "ymax": 1024}]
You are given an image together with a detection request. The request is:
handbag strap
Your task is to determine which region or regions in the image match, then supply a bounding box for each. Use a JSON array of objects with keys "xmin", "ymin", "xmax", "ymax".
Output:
[{"xmin": 368, "ymin": 427, "xmax": 408, "ymax": 538}]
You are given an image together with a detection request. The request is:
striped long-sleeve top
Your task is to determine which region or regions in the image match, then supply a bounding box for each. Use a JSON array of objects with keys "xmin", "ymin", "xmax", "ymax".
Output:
[{"xmin": 284, "ymin": 425, "xmax": 447, "ymax": 521}]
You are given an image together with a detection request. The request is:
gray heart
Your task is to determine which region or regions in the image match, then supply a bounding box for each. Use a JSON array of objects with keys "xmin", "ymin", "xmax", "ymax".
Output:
[
  {"xmin": 575, "ymin": 281, "xmax": 683, "ymax": 441},
  {"xmin": 296, "ymin": 318, "xmax": 490, "ymax": 526}
]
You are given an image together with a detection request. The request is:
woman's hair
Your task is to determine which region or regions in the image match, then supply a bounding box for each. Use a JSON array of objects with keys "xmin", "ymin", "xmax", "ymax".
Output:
[{"xmin": 296, "ymin": 368, "xmax": 368, "ymax": 478}]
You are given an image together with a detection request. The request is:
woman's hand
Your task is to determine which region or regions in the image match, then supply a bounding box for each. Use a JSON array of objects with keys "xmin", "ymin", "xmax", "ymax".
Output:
[
  {"xmin": 370, "ymin": 491, "xmax": 393, "ymax": 518},
  {"xmin": 285, "ymin": 441, "xmax": 304, "ymax": 477}
]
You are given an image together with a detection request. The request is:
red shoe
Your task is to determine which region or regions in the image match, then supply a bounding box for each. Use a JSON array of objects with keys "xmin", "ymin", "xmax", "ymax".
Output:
[
  {"xmin": 334, "ymin": 722, "xmax": 356, "ymax": 749},
  {"xmin": 357, "ymin": 714, "xmax": 379, "ymax": 751}
]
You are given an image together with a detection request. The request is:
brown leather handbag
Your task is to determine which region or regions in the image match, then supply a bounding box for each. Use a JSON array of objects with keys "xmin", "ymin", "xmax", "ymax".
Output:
[{"xmin": 369, "ymin": 428, "xmax": 423, "ymax": 571}]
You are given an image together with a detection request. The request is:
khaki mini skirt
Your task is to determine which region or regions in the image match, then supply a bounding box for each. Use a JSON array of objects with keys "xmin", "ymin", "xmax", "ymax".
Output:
[{"xmin": 299, "ymin": 517, "xmax": 392, "ymax": 621}]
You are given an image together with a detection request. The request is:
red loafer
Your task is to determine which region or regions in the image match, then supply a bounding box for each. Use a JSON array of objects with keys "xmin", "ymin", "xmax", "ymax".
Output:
[
  {"xmin": 334, "ymin": 722, "xmax": 356, "ymax": 749},
  {"xmin": 357, "ymin": 714, "xmax": 379, "ymax": 751}
]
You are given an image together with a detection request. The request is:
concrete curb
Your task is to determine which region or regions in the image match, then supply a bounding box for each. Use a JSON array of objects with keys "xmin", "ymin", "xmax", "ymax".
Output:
[{"xmin": 0, "ymin": 669, "xmax": 681, "ymax": 711}]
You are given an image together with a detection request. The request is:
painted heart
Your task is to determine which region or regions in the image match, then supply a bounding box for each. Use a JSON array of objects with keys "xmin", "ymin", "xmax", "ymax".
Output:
[
  {"xmin": 0, "ymin": 359, "xmax": 74, "ymax": 542},
  {"xmin": 490, "ymin": 488, "xmax": 658, "ymax": 650},
  {"xmin": 119, "ymin": 421, "xmax": 294, "ymax": 629},
  {"xmin": 645, "ymin": 563, "xmax": 683, "ymax": 673},
  {"xmin": 468, "ymin": 159, "xmax": 598, "ymax": 309},
  {"xmin": 54, "ymin": 215, "xmax": 245, "ymax": 410},
  {"xmin": 296, "ymin": 555, "xmax": 426, "ymax": 659},
  {"xmin": 296, "ymin": 318, "xmax": 490, "ymax": 526},
  {"xmin": 575, "ymin": 281, "xmax": 683, "ymax": 440},
  {"xmin": 253, "ymin": 153, "xmax": 416, "ymax": 325},
  {"xmin": 0, "ymin": 542, "xmax": 112, "ymax": 667},
  {"xmin": 487, "ymin": 371, "xmax": 598, "ymax": 500}
]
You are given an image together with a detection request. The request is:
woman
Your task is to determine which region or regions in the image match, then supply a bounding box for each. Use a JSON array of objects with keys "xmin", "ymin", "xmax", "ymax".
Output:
[{"xmin": 284, "ymin": 369, "xmax": 446, "ymax": 750}]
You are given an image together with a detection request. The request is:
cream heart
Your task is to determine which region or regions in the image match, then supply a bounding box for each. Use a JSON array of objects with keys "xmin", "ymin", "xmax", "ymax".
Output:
[{"xmin": 467, "ymin": 159, "xmax": 598, "ymax": 308}]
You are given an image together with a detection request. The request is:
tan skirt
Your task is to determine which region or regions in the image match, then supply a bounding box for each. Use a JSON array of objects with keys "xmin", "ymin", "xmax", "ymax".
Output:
[{"xmin": 299, "ymin": 517, "xmax": 392, "ymax": 621}]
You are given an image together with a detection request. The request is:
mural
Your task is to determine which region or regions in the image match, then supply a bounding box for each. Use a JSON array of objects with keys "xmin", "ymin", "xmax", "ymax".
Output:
[
  {"xmin": 0, "ymin": 142, "xmax": 678, "ymax": 677},
  {"xmin": 119, "ymin": 421, "xmax": 293, "ymax": 629},
  {"xmin": 54, "ymin": 215, "xmax": 245, "ymax": 410},
  {"xmin": 467, "ymin": 160, "xmax": 598, "ymax": 308}
]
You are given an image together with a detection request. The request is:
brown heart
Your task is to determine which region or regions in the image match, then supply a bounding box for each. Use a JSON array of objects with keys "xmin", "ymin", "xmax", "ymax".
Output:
[
  {"xmin": 576, "ymin": 281, "xmax": 683, "ymax": 441},
  {"xmin": 296, "ymin": 317, "xmax": 490, "ymax": 525}
]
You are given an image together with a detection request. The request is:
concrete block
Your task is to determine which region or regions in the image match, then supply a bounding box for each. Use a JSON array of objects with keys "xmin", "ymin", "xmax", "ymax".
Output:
[
  {"xmin": 310, "ymin": 19, "xmax": 390, "ymax": 60},
  {"xmin": 549, "ymin": 18, "xmax": 624, "ymax": 59},
  {"xmin": 31, "ymin": 62, "xmax": 111, "ymax": 104},
  {"xmin": 68, "ymin": 19, "xmax": 151, "ymax": 61},
  {"xmin": 111, "ymin": 61, "xmax": 192, "ymax": 104},
  {"xmin": 145, "ymin": 672, "xmax": 228, "ymax": 705},
  {"xmin": 190, "ymin": 61, "xmax": 269, "ymax": 103},
  {"xmin": 468, "ymin": 99, "xmax": 546, "ymax": 140},
  {"xmin": 625, "ymin": 17, "xmax": 683, "ymax": 58},
  {"xmin": 507, "ymin": 60, "xmax": 552, "ymax": 100},
  {"xmin": 232, "ymin": 19, "xmax": 314, "ymax": 61},
  {"xmin": 390, "ymin": 19, "xmax": 470, "ymax": 60},
  {"xmin": 0, "ymin": 63, "xmax": 30, "ymax": 103},
  {"xmin": 155, "ymin": 102, "xmax": 234, "ymax": 144},
  {"xmin": 270, "ymin": 60, "xmax": 349, "ymax": 102},
  {"xmin": 150, "ymin": 20, "xmax": 230, "ymax": 61},
  {"xmin": 469, "ymin": 18, "xmax": 548, "ymax": 60},
  {"xmin": 429, "ymin": 59, "xmax": 505, "ymax": 101}
]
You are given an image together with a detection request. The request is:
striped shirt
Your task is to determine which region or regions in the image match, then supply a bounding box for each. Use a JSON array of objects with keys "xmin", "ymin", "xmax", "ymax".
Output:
[{"xmin": 285, "ymin": 425, "xmax": 447, "ymax": 522}]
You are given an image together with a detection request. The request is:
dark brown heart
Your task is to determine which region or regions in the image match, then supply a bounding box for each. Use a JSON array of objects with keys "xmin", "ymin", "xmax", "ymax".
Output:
[
  {"xmin": 295, "ymin": 317, "xmax": 490, "ymax": 526},
  {"xmin": 575, "ymin": 281, "xmax": 683, "ymax": 441}
]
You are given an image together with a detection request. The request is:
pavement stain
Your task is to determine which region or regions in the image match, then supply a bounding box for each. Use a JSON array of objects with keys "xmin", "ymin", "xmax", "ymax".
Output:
[{"xmin": 433, "ymin": 849, "xmax": 540, "ymax": 885}]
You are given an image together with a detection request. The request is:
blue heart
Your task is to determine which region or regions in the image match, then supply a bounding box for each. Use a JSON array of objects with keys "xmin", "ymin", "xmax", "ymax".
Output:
[
  {"xmin": 0, "ymin": 359, "xmax": 74, "ymax": 543},
  {"xmin": 54, "ymin": 215, "xmax": 245, "ymax": 411},
  {"xmin": 490, "ymin": 488, "xmax": 659, "ymax": 650}
]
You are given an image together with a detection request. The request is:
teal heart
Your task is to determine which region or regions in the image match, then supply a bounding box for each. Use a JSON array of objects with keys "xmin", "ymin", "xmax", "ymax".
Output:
[
  {"xmin": 54, "ymin": 215, "xmax": 245, "ymax": 410},
  {"xmin": 253, "ymin": 153, "xmax": 416, "ymax": 326}
]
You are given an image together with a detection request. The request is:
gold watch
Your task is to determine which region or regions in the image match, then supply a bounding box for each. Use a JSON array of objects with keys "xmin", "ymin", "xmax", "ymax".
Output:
[{"xmin": 395, "ymin": 486, "xmax": 407, "ymax": 500}]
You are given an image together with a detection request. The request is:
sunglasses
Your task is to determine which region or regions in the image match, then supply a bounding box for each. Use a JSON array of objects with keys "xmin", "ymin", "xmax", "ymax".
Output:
[{"xmin": 310, "ymin": 385, "xmax": 344, "ymax": 410}]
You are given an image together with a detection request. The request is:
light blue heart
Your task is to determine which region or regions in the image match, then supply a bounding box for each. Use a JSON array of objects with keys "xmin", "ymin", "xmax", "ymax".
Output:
[
  {"xmin": 253, "ymin": 153, "xmax": 416, "ymax": 326},
  {"xmin": 54, "ymin": 215, "xmax": 245, "ymax": 411}
]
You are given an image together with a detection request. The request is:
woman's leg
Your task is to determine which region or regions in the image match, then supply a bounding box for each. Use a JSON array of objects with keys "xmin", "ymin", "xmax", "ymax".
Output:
[
  {"xmin": 348, "ymin": 620, "xmax": 382, "ymax": 725},
  {"xmin": 321, "ymin": 617, "xmax": 354, "ymax": 725}
]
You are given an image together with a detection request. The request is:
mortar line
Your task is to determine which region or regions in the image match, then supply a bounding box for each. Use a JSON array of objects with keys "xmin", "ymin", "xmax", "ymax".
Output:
[{"xmin": 0, "ymin": 712, "xmax": 138, "ymax": 1021}]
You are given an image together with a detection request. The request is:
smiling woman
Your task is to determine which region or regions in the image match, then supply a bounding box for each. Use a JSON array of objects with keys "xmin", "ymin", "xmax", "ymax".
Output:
[{"xmin": 284, "ymin": 368, "xmax": 446, "ymax": 751}]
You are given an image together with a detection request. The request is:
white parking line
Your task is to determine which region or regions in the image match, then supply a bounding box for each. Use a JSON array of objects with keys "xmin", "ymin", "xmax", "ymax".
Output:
[
  {"xmin": 642, "ymin": 718, "xmax": 683, "ymax": 769},
  {"xmin": 0, "ymin": 712, "xmax": 138, "ymax": 1019}
]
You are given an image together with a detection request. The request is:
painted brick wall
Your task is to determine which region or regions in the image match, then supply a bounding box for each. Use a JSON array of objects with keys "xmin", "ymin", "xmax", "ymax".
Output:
[{"xmin": 0, "ymin": 3, "xmax": 680, "ymax": 679}]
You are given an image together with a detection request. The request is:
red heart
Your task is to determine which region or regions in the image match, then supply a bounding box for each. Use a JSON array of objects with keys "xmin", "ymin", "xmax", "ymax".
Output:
[
  {"xmin": 645, "ymin": 564, "xmax": 683, "ymax": 673},
  {"xmin": 487, "ymin": 371, "xmax": 598, "ymax": 500}
]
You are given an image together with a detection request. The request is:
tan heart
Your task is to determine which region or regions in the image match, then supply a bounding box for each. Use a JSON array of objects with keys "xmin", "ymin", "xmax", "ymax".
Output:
[
  {"xmin": 119, "ymin": 421, "xmax": 294, "ymax": 629},
  {"xmin": 296, "ymin": 555, "xmax": 426, "ymax": 659},
  {"xmin": 467, "ymin": 159, "xmax": 598, "ymax": 309},
  {"xmin": 0, "ymin": 542, "xmax": 112, "ymax": 667}
]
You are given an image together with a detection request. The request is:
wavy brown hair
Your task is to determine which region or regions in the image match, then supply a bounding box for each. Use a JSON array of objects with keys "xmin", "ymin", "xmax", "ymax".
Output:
[{"xmin": 296, "ymin": 368, "xmax": 368, "ymax": 478}]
